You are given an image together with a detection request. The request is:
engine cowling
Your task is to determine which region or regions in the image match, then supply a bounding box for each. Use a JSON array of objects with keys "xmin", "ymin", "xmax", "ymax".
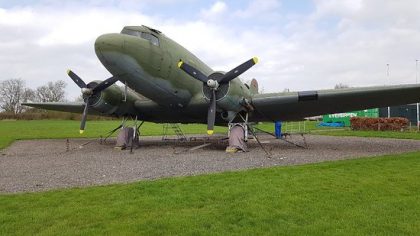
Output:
[
  {"xmin": 202, "ymin": 72, "xmax": 252, "ymax": 113},
  {"xmin": 85, "ymin": 81, "xmax": 123, "ymax": 115}
]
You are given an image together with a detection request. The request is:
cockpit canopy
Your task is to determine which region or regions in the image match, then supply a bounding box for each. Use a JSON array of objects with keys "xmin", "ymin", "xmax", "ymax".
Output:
[{"xmin": 121, "ymin": 26, "xmax": 160, "ymax": 46}]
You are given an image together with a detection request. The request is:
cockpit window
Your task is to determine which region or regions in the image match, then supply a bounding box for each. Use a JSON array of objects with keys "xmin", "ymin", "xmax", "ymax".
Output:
[
  {"xmin": 141, "ymin": 32, "xmax": 159, "ymax": 46},
  {"xmin": 121, "ymin": 29, "xmax": 141, "ymax": 37},
  {"xmin": 121, "ymin": 29, "xmax": 160, "ymax": 46}
]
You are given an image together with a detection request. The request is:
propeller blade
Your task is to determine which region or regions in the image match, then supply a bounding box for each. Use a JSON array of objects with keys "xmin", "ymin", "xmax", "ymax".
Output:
[
  {"xmin": 207, "ymin": 90, "xmax": 216, "ymax": 135},
  {"xmin": 67, "ymin": 70, "xmax": 87, "ymax": 88},
  {"xmin": 219, "ymin": 57, "xmax": 258, "ymax": 83},
  {"xmin": 92, "ymin": 76, "xmax": 119, "ymax": 93},
  {"xmin": 178, "ymin": 61, "xmax": 209, "ymax": 83},
  {"xmin": 79, "ymin": 100, "xmax": 89, "ymax": 134}
]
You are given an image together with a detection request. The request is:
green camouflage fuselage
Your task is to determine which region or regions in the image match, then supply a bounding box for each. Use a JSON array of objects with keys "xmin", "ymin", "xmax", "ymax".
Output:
[{"xmin": 94, "ymin": 26, "xmax": 253, "ymax": 123}]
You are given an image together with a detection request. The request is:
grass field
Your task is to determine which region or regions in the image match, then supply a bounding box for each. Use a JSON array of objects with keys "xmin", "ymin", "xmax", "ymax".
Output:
[
  {"xmin": 0, "ymin": 120, "xmax": 228, "ymax": 149},
  {"xmin": 1, "ymin": 119, "xmax": 419, "ymax": 149},
  {"xmin": 1, "ymin": 152, "xmax": 419, "ymax": 235},
  {"xmin": 0, "ymin": 120, "xmax": 321, "ymax": 150},
  {"xmin": 310, "ymin": 129, "xmax": 420, "ymax": 140},
  {"xmin": 1, "ymin": 120, "xmax": 420, "ymax": 234}
]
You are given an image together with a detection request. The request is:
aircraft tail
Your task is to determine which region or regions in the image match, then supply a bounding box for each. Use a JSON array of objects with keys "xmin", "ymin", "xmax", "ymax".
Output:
[{"xmin": 249, "ymin": 78, "xmax": 259, "ymax": 94}]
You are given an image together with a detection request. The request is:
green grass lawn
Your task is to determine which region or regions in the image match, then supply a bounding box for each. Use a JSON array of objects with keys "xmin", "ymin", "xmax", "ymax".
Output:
[
  {"xmin": 310, "ymin": 129, "xmax": 420, "ymax": 140},
  {"xmin": 1, "ymin": 152, "xmax": 419, "ymax": 235},
  {"xmin": 2, "ymin": 119, "xmax": 420, "ymax": 150},
  {"xmin": 1, "ymin": 120, "xmax": 420, "ymax": 234},
  {"xmin": 0, "ymin": 120, "xmax": 227, "ymax": 149}
]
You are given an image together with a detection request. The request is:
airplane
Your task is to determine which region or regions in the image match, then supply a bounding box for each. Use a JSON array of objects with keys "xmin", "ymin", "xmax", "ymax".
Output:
[{"xmin": 23, "ymin": 25, "xmax": 420, "ymax": 140}]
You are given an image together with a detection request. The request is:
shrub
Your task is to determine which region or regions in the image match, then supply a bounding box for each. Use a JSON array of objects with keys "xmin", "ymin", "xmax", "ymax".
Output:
[{"xmin": 350, "ymin": 117, "xmax": 409, "ymax": 131}]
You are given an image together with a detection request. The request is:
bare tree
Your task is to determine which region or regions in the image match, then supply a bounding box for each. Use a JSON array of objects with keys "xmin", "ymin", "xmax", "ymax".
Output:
[
  {"xmin": 334, "ymin": 83, "xmax": 350, "ymax": 89},
  {"xmin": 74, "ymin": 94, "xmax": 85, "ymax": 102},
  {"xmin": 0, "ymin": 78, "xmax": 34, "ymax": 114},
  {"xmin": 35, "ymin": 80, "xmax": 67, "ymax": 102}
]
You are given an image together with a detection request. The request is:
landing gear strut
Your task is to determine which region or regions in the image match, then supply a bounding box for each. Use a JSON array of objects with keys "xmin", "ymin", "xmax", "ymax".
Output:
[
  {"xmin": 103, "ymin": 116, "xmax": 144, "ymax": 153},
  {"xmin": 226, "ymin": 113, "xmax": 271, "ymax": 157}
]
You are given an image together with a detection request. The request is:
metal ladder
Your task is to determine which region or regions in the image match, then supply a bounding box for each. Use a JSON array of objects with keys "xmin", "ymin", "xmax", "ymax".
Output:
[{"xmin": 162, "ymin": 123, "xmax": 187, "ymax": 141}]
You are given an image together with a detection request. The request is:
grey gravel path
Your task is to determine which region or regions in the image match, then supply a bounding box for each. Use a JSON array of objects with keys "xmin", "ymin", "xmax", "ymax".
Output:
[{"xmin": 1, "ymin": 134, "xmax": 419, "ymax": 193}]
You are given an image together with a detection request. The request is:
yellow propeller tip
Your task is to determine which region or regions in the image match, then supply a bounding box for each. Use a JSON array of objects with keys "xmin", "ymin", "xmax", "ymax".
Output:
[
  {"xmin": 79, "ymin": 130, "xmax": 84, "ymax": 134},
  {"xmin": 253, "ymin": 57, "xmax": 259, "ymax": 64},
  {"xmin": 177, "ymin": 61, "xmax": 183, "ymax": 68},
  {"xmin": 66, "ymin": 69, "xmax": 71, "ymax": 74},
  {"xmin": 207, "ymin": 130, "xmax": 214, "ymax": 135}
]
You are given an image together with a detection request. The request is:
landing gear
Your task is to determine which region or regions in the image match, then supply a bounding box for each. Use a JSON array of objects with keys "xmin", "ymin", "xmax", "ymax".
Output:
[
  {"xmin": 226, "ymin": 113, "xmax": 248, "ymax": 153},
  {"xmin": 225, "ymin": 113, "xmax": 271, "ymax": 157},
  {"xmin": 226, "ymin": 124, "xmax": 248, "ymax": 152},
  {"xmin": 103, "ymin": 116, "xmax": 144, "ymax": 153}
]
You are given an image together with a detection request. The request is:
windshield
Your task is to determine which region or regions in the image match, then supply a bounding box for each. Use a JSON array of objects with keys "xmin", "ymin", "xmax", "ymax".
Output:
[{"xmin": 121, "ymin": 29, "xmax": 159, "ymax": 46}]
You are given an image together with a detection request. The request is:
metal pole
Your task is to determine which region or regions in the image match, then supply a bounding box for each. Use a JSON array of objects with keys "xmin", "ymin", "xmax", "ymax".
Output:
[
  {"xmin": 387, "ymin": 64, "xmax": 390, "ymax": 118},
  {"xmin": 416, "ymin": 59, "xmax": 418, "ymax": 84},
  {"xmin": 416, "ymin": 59, "xmax": 419, "ymax": 131}
]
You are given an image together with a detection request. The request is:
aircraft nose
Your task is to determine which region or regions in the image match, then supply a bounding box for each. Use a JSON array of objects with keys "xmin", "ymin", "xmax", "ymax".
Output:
[
  {"xmin": 94, "ymin": 33, "xmax": 124, "ymax": 54},
  {"xmin": 95, "ymin": 33, "xmax": 126, "ymax": 73}
]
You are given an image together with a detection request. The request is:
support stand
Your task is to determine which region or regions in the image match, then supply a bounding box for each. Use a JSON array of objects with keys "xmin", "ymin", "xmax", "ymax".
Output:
[
  {"xmin": 226, "ymin": 112, "xmax": 271, "ymax": 157},
  {"xmin": 252, "ymin": 126, "xmax": 308, "ymax": 149},
  {"xmin": 247, "ymin": 125, "xmax": 272, "ymax": 158}
]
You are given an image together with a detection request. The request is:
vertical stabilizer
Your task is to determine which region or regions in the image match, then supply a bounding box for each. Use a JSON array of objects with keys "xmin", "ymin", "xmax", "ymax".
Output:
[{"xmin": 250, "ymin": 78, "xmax": 259, "ymax": 94}]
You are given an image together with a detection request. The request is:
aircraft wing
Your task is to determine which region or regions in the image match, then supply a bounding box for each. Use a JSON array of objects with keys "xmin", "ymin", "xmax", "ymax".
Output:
[
  {"xmin": 251, "ymin": 84, "xmax": 420, "ymax": 121},
  {"xmin": 22, "ymin": 102, "xmax": 86, "ymax": 114}
]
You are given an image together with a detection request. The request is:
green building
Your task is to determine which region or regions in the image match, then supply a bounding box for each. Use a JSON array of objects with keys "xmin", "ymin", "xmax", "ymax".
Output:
[{"xmin": 322, "ymin": 109, "xmax": 379, "ymax": 126}]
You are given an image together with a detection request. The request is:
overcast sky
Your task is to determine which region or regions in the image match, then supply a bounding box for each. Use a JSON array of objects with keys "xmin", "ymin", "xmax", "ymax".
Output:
[{"xmin": 1, "ymin": 0, "xmax": 420, "ymax": 100}]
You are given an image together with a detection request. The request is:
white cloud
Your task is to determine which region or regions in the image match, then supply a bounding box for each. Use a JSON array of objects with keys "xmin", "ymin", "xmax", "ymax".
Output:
[
  {"xmin": 234, "ymin": 0, "xmax": 281, "ymax": 18},
  {"xmin": 200, "ymin": 1, "xmax": 227, "ymax": 19}
]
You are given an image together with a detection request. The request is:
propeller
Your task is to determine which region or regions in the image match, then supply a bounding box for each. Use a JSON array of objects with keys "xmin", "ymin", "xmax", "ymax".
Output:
[
  {"xmin": 178, "ymin": 57, "xmax": 258, "ymax": 135},
  {"xmin": 67, "ymin": 69, "xmax": 119, "ymax": 134}
]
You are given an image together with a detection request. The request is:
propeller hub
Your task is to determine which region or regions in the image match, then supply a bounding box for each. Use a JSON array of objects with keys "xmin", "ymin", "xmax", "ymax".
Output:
[
  {"xmin": 207, "ymin": 79, "xmax": 219, "ymax": 89},
  {"xmin": 81, "ymin": 88, "xmax": 93, "ymax": 95}
]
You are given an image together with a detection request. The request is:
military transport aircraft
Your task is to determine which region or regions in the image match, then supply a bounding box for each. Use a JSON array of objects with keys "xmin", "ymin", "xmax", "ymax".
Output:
[{"xmin": 23, "ymin": 25, "xmax": 420, "ymax": 137}]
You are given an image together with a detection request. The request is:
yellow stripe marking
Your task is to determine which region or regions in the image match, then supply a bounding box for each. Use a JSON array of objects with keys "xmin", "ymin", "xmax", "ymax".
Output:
[{"xmin": 177, "ymin": 61, "xmax": 183, "ymax": 68}]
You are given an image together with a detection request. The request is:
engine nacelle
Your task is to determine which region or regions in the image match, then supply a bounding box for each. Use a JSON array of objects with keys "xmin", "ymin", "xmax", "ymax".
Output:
[
  {"xmin": 85, "ymin": 80, "xmax": 138, "ymax": 117},
  {"xmin": 88, "ymin": 82, "xmax": 123, "ymax": 115},
  {"xmin": 202, "ymin": 72, "xmax": 253, "ymax": 113}
]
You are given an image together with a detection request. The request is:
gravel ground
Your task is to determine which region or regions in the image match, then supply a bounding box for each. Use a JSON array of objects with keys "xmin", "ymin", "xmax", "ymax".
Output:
[{"xmin": 1, "ymin": 134, "xmax": 420, "ymax": 193}]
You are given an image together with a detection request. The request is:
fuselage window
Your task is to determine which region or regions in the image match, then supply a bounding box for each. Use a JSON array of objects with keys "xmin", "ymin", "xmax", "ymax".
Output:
[{"xmin": 121, "ymin": 29, "xmax": 159, "ymax": 47}]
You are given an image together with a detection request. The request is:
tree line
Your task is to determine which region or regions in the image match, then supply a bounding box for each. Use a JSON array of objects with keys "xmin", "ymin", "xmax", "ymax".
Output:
[{"xmin": 0, "ymin": 78, "xmax": 67, "ymax": 114}]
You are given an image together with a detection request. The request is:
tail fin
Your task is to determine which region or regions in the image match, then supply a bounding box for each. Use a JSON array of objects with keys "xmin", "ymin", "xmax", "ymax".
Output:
[{"xmin": 250, "ymin": 78, "xmax": 259, "ymax": 94}]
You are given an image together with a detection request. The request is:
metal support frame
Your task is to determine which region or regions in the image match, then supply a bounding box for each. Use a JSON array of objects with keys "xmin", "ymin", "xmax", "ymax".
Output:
[
  {"xmin": 130, "ymin": 116, "xmax": 138, "ymax": 153},
  {"xmin": 227, "ymin": 112, "xmax": 271, "ymax": 157},
  {"xmin": 416, "ymin": 59, "xmax": 419, "ymax": 132},
  {"xmin": 228, "ymin": 112, "xmax": 249, "ymax": 141},
  {"xmin": 123, "ymin": 81, "xmax": 128, "ymax": 102},
  {"xmin": 102, "ymin": 116, "xmax": 144, "ymax": 153}
]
